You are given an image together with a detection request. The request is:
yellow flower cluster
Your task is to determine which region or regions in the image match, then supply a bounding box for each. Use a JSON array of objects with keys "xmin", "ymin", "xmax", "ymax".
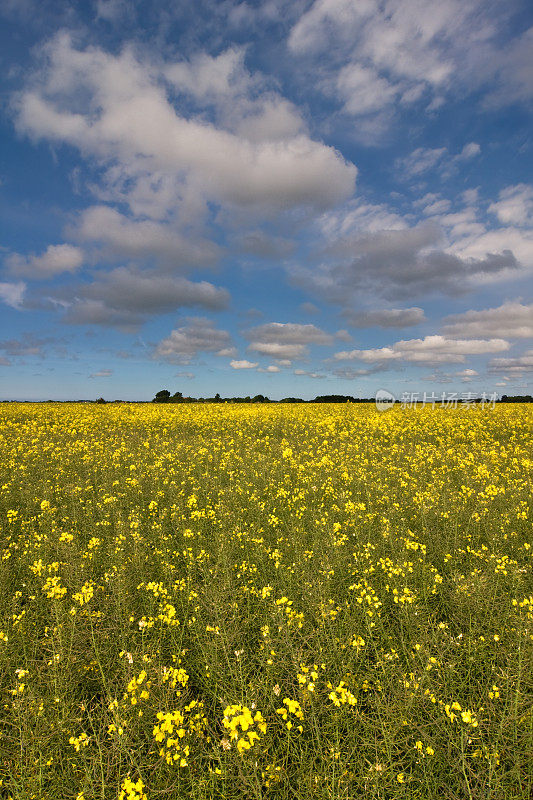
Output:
[
  {"xmin": 153, "ymin": 699, "xmax": 208, "ymax": 766},
  {"xmin": 72, "ymin": 580, "xmax": 94, "ymax": 606},
  {"xmin": 41, "ymin": 575, "xmax": 67, "ymax": 600},
  {"xmin": 276, "ymin": 698, "xmax": 304, "ymax": 731},
  {"xmin": 118, "ymin": 777, "xmax": 147, "ymax": 800},
  {"xmin": 327, "ymin": 681, "xmax": 357, "ymax": 707},
  {"xmin": 222, "ymin": 704, "xmax": 267, "ymax": 753},
  {"xmin": 69, "ymin": 732, "xmax": 90, "ymax": 751}
]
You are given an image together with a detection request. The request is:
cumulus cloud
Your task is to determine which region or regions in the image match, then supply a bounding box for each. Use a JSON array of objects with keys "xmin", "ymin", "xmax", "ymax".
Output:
[
  {"xmin": 165, "ymin": 47, "xmax": 306, "ymax": 144},
  {"xmin": 289, "ymin": 0, "xmax": 531, "ymax": 121},
  {"xmin": 248, "ymin": 342, "xmax": 307, "ymax": 360},
  {"xmin": 488, "ymin": 349, "xmax": 533, "ymax": 375},
  {"xmin": 291, "ymin": 221, "xmax": 518, "ymax": 302},
  {"xmin": 257, "ymin": 364, "xmax": 280, "ymax": 372},
  {"xmin": 153, "ymin": 317, "xmax": 232, "ymax": 364},
  {"xmin": 456, "ymin": 368, "xmax": 478, "ymax": 382},
  {"xmin": 0, "ymin": 281, "xmax": 26, "ymax": 308},
  {"xmin": 336, "ymin": 63, "xmax": 398, "ymax": 116},
  {"xmin": 442, "ymin": 301, "xmax": 533, "ymax": 339},
  {"xmin": 246, "ymin": 322, "xmax": 334, "ymax": 361},
  {"xmin": 74, "ymin": 206, "xmax": 220, "ymax": 271},
  {"xmin": 335, "ymin": 334, "xmax": 510, "ymax": 366},
  {"xmin": 452, "ymin": 227, "xmax": 533, "ymax": 272},
  {"xmin": 457, "ymin": 142, "xmax": 481, "ymax": 160},
  {"xmin": 55, "ymin": 267, "xmax": 229, "ymax": 330},
  {"xmin": 343, "ymin": 307, "xmax": 426, "ymax": 328},
  {"xmin": 230, "ymin": 359, "xmax": 259, "ymax": 369},
  {"xmin": 488, "ymin": 184, "xmax": 533, "ymax": 227},
  {"xmin": 7, "ymin": 244, "xmax": 83, "ymax": 279},
  {"xmin": 216, "ymin": 347, "xmax": 238, "ymax": 358},
  {"xmin": 16, "ymin": 34, "xmax": 356, "ymax": 217},
  {"xmin": 246, "ymin": 322, "xmax": 334, "ymax": 345}
]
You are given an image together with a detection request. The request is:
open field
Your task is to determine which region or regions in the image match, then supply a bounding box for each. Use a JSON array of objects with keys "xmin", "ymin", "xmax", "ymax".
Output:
[{"xmin": 0, "ymin": 402, "xmax": 531, "ymax": 799}]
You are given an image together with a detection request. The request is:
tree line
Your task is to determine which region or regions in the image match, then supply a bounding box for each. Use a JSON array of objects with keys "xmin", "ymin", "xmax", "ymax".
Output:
[
  {"xmin": 151, "ymin": 389, "xmax": 533, "ymax": 404},
  {"xmin": 152, "ymin": 389, "xmax": 375, "ymax": 404}
]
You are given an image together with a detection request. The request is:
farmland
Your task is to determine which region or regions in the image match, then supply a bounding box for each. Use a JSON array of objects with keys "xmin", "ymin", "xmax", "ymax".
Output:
[{"xmin": 0, "ymin": 402, "xmax": 531, "ymax": 799}]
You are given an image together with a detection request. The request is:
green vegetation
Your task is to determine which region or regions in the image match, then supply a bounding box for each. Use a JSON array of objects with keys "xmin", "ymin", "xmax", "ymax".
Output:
[{"xmin": 0, "ymin": 402, "xmax": 531, "ymax": 799}]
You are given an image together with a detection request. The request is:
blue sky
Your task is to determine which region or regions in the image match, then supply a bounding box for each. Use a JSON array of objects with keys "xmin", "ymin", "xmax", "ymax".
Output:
[{"xmin": 1, "ymin": 0, "xmax": 532, "ymax": 400}]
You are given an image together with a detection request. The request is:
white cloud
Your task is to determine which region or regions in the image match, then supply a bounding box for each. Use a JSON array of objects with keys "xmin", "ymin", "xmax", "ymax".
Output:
[
  {"xmin": 489, "ymin": 349, "xmax": 533, "ymax": 375},
  {"xmin": 292, "ymin": 221, "xmax": 519, "ymax": 302},
  {"xmin": 74, "ymin": 206, "xmax": 220, "ymax": 270},
  {"xmin": 166, "ymin": 47, "xmax": 307, "ymax": 145},
  {"xmin": 58, "ymin": 268, "xmax": 229, "ymax": 330},
  {"xmin": 289, "ymin": 0, "xmax": 531, "ymax": 120},
  {"xmin": 457, "ymin": 142, "xmax": 481, "ymax": 160},
  {"xmin": 154, "ymin": 317, "xmax": 232, "ymax": 364},
  {"xmin": 257, "ymin": 364, "xmax": 280, "ymax": 373},
  {"xmin": 456, "ymin": 368, "xmax": 478, "ymax": 382},
  {"xmin": 7, "ymin": 244, "xmax": 83, "ymax": 279},
  {"xmin": 230, "ymin": 359, "xmax": 259, "ymax": 369},
  {"xmin": 216, "ymin": 347, "xmax": 238, "ymax": 358},
  {"xmin": 335, "ymin": 334, "xmax": 510, "ymax": 365},
  {"xmin": 248, "ymin": 342, "xmax": 307, "ymax": 360},
  {"xmin": 336, "ymin": 63, "xmax": 398, "ymax": 116},
  {"xmin": 164, "ymin": 47, "xmax": 249, "ymax": 102},
  {"xmin": 0, "ymin": 281, "xmax": 26, "ymax": 308},
  {"xmin": 452, "ymin": 227, "xmax": 533, "ymax": 271},
  {"xmin": 246, "ymin": 322, "xmax": 334, "ymax": 361},
  {"xmin": 246, "ymin": 322, "xmax": 334, "ymax": 345},
  {"xmin": 16, "ymin": 34, "xmax": 356, "ymax": 217},
  {"xmin": 488, "ymin": 184, "xmax": 533, "ymax": 227},
  {"xmin": 442, "ymin": 301, "xmax": 533, "ymax": 339}
]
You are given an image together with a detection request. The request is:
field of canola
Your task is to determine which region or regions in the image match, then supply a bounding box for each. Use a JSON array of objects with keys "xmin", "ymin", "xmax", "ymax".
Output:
[{"xmin": 0, "ymin": 402, "xmax": 532, "ymax": 800}]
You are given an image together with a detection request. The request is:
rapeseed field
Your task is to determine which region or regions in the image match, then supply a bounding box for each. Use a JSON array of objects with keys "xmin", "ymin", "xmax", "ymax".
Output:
[{"xmin": 0, "ymin": 402, "xmax": 531, "ymax": 799}]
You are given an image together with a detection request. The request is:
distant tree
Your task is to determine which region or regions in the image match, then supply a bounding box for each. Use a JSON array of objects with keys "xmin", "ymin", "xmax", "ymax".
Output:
[
  {"xmin": 313, "ymin": 394, "xmax": 356, "ymax": 403},
  {"xmin": 171, "ymin": 391, "xmax": 183, "ymax": 402},
  {"xmin": 501, "ymin": 394, "xmax": 532, "ymax": 403},
  {"xmin": 153, "ymin": 389, "xmax": 171, "ymax": 403},
  {"xmin": 95, "ymin": 397, "xmax": 106, "ymax": 404},
  {"xmin": 215, "ymin": 393, "xmax": 221, "ymax": 402}
]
